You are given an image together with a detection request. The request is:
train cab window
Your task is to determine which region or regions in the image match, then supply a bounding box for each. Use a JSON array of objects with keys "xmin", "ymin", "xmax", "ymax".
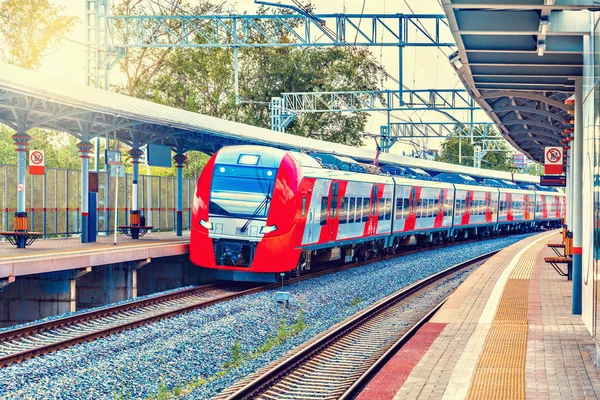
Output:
[
  {"xmin": 349, "ymin": 197, "xmax": 356, "ymax": 223},
  {"xmin": 362, "ymin": 197, "xmax": 370, "ymax": 222},
  {"xmin": 378, "ymin": 198, "xmax": 385, "ymax": 221},
  {"xmin": 395, "ymin": 198, "xmax": 403, "ymax": 219},
  {"xmin": 320, "ymin": 197, "xmax": 328, "ymax": 226},
  {"xmin": 302, "ymin": 196, "xmax": 307, "ymax": 217},
  {"xmin": 385, "ymin": 198, "xmax": 392, "ymax": 221},
  {"xmin": 340, "ymin": 197, "xmax": 348, "ymax": 224}
]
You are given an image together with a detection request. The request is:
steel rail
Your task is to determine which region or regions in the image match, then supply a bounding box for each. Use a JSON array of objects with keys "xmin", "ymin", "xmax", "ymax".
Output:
[
  {"xmin": 0, "ymin": 241, "xmax": 495, "ymax": 369},
  {"xmin": 224, "ymin": 251, "xmax": 498, "ymax": 400}
]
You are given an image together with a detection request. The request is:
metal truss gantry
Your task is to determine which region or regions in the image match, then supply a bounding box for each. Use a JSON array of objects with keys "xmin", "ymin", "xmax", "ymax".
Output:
[
  {"xmin": 106, "ymin": 13, "xmax": 453, "ymax": 49},
  {"xmin": 271, "ymin": 89, "xmax": 485, "ymax": 153},
  {"xmin": 91, "ymin": 1, "xmax": 494, "ymax": 159},
  {"xmin": 99, "ymin": 8, "xmax": 454, "ymax": 102}
]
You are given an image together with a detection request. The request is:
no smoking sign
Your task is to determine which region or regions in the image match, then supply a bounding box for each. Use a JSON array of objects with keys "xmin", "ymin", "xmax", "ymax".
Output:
[
  {"xmin": 544, "ymin": 146, "xmax": 563, "ymax": 175},
  {"xmin": 29, "ymin": 150, "xmax": 45, "ymax": 175}
]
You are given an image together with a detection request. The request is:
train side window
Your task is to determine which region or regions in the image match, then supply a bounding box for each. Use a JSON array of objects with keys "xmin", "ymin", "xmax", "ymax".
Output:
[
  {"xmin": 362, "ymin": 197, "xmax": 370, "ymax": 222},
  {"xmin": 340, "ymin": 197, "xmax": 348, "ymax": 224},
  {"xmin": 429, "ymin": 199, "xmax": 434, "ymax": 217},
  {"xmin": 395, "ymin": 198, "xmax": 402, "ymax": 219},
  {"xmin": 302, "ymin": 196, "xmax": 307, "ymax": 217},
  {"xmin": 349, "ymin": 197, "xmax": 356, "ymax": 223},
  {"xmin": 403, "ymin": 198, "xmax": 410, "ymax": 218},
  {"xmin": 378, "ymin": 197, "xmax": 385, "ymax": 221},
  {"xmin": 385, "ymin": 198, "xmax": 392, "ymax": 220},
  {"xmin": 320, "ymin": 197, "xmax": 328, "ymax": 226},
  {"xmin": 356, "ymin": 197, "xmax": 362, "ymax": 223},
  {"xmin": 417, "ymin": 199, "xmax": 422, "ymax": 217}
]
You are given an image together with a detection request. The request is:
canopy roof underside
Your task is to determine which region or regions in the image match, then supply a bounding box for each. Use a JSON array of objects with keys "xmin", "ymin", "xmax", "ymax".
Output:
[
  {"xmin": 442, "ymin": 0, "xmax": 597, "ymax": 162},
  {"xmin": 0, "ymin": 61, "xmax": 540, "ymax": 183}
]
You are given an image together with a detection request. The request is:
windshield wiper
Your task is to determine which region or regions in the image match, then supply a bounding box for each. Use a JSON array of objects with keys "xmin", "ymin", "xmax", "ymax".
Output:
[
  {"xmin": 240, "ymin": 193, "xmax": 271, "ymax": 233},
  {"xmin": 240, "ymin": 182, "xmax": 272, "ymax": 233}
]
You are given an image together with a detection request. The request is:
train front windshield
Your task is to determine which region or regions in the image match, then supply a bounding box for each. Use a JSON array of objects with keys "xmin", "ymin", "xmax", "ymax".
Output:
[{"xmin": 209, "ymin": 164, "xmax": 277, "ymax": 218}]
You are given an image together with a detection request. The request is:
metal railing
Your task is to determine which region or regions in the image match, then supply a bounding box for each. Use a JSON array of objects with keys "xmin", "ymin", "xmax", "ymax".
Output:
[{"xmin": 0, "ymin": 165, "xmax": 196, "ymax": 238}]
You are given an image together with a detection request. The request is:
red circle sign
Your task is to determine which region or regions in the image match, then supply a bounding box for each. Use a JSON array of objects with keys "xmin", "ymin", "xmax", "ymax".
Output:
[
  {"xmin": 30, "ymin": 151, "xmax": 43, "ymax": 165},
  {"xmin": 546, "ymin": 148, "xmax": 561, "ymax": 163}
]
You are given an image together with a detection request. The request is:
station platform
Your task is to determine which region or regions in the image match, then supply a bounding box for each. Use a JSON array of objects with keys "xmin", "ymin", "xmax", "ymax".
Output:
[
  {"xmin": 359, "ymin": 231, "xmax": 600, "ymax": 399},
  {"xmin": 0, "ymin": 232, "xmax": 189, "ymax": 279}
]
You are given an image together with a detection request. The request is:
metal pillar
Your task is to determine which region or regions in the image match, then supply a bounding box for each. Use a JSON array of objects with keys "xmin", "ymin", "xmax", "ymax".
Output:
[
  {"xmin": 174, "ymin": 151, "xmax": 187, "ymax": 237},
  {"xmin": 234, "ymin": 46, "xmax": 240, "ymax": 105},
  {"xmin": 78, "ymin": 141, "xmax": 93, "ymax": 243},
  {"xmin": 572, "ymin": 77, "xmax": 583, "ymax": 315},
  {"xmin": 12, "ymin": 123, "xmax": 30, "ymax": 248},
  {"xmin": 129, "ymin": 145, "xmax": 143, "ymax": 239}
]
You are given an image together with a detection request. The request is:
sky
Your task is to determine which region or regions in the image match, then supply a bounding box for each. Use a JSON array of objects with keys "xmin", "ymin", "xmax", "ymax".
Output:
[{"xmin": 39, "ymin": 0, "xmax": 492, "ymax": 158}]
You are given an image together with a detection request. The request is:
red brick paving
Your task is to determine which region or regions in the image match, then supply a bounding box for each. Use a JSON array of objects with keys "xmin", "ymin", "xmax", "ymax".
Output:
[{"xmin": 356, "ymin": 322, "xmax": 446, "ymax": 400}]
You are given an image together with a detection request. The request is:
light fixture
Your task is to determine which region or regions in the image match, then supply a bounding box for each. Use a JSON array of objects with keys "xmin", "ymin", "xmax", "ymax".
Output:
[
  {"xmin": 200, "ymin": 219, "xmax": 213, "ymax": 230},
  {"xmin": 537, "ymin": 42, "xmax": 546, "ymax": 57},
  {"xmin": 260, "ymin": 225, "xmax": 277, "ymax": 234}
]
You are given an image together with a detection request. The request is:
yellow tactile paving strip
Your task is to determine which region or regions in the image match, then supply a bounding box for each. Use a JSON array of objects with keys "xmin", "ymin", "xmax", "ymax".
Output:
[{"xmin": 467, "ymin": 241, "xmax": 546, "ymax": 400}]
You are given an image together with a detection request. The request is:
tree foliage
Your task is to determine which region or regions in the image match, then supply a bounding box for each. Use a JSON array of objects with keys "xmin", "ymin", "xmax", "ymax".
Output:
[
  {"xmin": 0, "ymin": 0, "xmax": 76, "ymax": 69},
  {"xmin": 437, "ymin": 125, "xmax": 516, "ymax": 172},
  {"xmin": 114, "ymin": 1, "xmax": 387, "ymax": 153}
]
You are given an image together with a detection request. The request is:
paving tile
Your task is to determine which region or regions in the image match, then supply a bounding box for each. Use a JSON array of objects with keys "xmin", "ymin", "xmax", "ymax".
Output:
[{"xmin": 374, "ymin": 231, "xmax": 600, "ymax": 399}]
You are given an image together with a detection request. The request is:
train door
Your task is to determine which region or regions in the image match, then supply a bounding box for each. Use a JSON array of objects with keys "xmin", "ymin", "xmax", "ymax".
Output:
[
  {"xmin": 404, "ymin": 187, "xmax": 418, "ymax": 231},
  {"xmin": 435, "ymin": 189, "xmax": 445, "ymax": 227},
  {"xmin": 328, "ymin": 182, "xmax": 339, "ymax": 241},
  {"xmin": 506, "ymin": 193, "xmax": 513, "ymax": 221},
  {"xmin": 461, "ymin": 191, "xmax": 472, "ymax": 225},
  {"xmin": 306, "ymin": 203, "xmax": 314, "ymax": 243}
]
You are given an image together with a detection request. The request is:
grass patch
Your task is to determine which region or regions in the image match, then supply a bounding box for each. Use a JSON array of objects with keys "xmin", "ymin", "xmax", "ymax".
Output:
[
  {"xmin": 349, "ymin": 297, "xmax": 362, "ymax": 307},
  {"xmin": 147, "ymin": 306, "xmax": 308, "ymax": 398}
]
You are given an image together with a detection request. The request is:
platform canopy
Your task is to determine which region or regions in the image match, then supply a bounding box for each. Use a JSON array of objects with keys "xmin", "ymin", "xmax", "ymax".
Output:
[
  {"xmin": 441, "ymin": 0, "xmax": 596, "ymax": 162},
  {"xmin": 0, "ymin": 61, "xmax": 540, "ymax": 183}
]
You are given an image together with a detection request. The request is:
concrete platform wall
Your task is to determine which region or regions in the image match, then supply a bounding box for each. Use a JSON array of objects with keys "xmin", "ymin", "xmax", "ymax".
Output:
[{"xmin": 0, "ymin": 255, "xmax": 212, "ymax": 327}]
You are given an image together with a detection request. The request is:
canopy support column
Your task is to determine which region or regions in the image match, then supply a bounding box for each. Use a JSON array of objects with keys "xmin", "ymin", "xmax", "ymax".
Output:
[
  {"xmin": 174, "ymin": 148, "xmax": 187, "ymax": 237},
  {"xmin": 78, "ymin": 141, "xmax": 93, "ymax": 243},
  {"xmin": 12, "ymin": 121, "xmax": 31, "ymax": 248},
  {"xmin": 129, "ymin": 141, "xmax": 144, "ymax": 239},
  {"xmin": 572, "ymin": 77, "xmax": 583, "ymax": 315}
]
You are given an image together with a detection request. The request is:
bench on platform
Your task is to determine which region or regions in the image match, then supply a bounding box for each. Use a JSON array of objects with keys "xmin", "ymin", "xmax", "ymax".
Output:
[
  {"xmin": 0, "ymin": 231, "xmax": 43, "ymax": 248},
  {"xmin": 547, "ymin": 243, "xmax": 566, "ymax": 257},
  {"xmin": 544, "ymin": 256, "xmax": 572, "ymax": 278},
  {"xmin": 117, "ymin": 225, "xmax": 153, "ymax": 239}
]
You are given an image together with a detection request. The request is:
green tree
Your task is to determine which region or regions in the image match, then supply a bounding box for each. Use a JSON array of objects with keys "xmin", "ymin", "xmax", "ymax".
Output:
[
  {"xmin": 0, "ymin": 0, "xmax": 77, "ymax": 69},
  {"xmin": 438, "ymin": 125, "xmax": 515, "ymax": 172},
  {"xmin": 114, "ymin": 1, "xmax": 387, "ymax": 167}
]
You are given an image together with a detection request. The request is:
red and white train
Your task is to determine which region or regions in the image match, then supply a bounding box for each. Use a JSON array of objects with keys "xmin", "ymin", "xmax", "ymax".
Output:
[{"xmin": 190, "ymin": 146, "xmax": 565, "ymax": 281}]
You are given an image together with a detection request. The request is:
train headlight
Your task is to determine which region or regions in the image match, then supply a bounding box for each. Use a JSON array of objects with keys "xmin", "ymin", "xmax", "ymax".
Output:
[
  {"xmin": 260, "ymin": 225, "xmax": 277, "ymax": 234},
  {"xmin": 199, "ymin": 219, "xmax": 213, "ymax": 230}
]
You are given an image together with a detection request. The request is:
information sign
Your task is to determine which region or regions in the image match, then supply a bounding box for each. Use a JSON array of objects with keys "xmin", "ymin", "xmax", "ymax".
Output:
[
  {"xmin": 544, "ymin": 146, "xmax": 563, "ymax": 175},
  {"xmin": 29, "ymin": 150, "xmax": 45, "ymax": 175}
]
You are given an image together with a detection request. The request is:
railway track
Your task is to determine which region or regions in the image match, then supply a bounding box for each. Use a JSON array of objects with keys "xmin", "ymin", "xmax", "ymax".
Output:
[
  {"xmin": 0, "ymin": 240, "xmax": 499, "ymax": 369},
  {"xmin": 219, "ymin": 251, "xmax": 497, "ymax": 400},
  {"xmin": 0, "ymin": 282, "xmax": 261, "ymax": 367}
]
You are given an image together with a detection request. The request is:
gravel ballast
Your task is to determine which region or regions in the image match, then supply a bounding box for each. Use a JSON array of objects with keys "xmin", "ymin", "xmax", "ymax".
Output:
[{"xmin": 0, "ymin": 233, "xmax": 534, "ymax": 399}]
